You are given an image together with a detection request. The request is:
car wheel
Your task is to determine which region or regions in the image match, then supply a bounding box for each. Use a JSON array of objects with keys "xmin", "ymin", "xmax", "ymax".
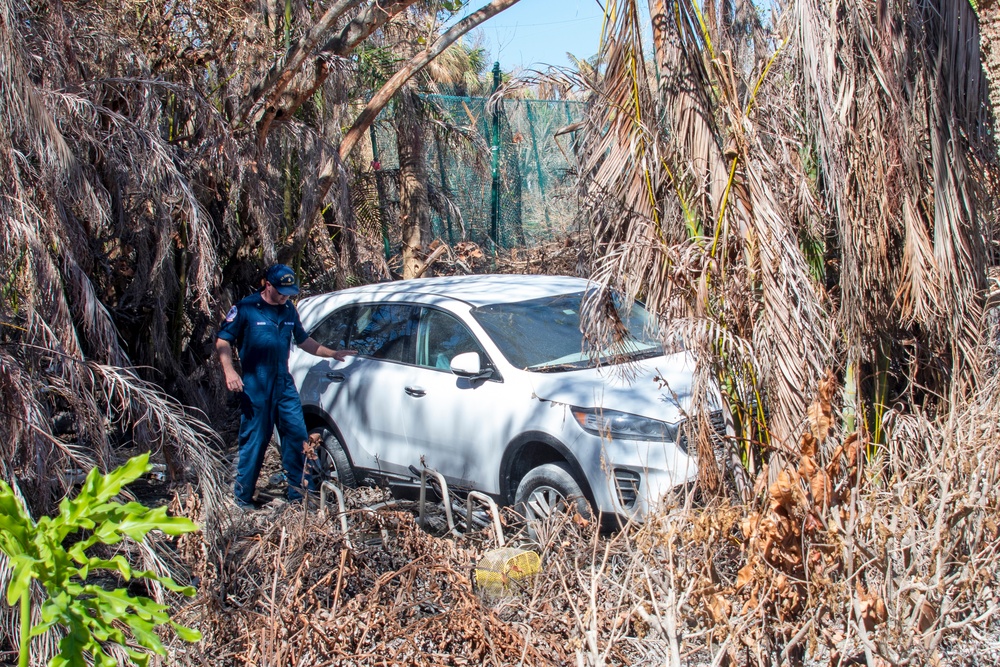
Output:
[
  {"xmin": 514, "ymin": 462, "xmax": 591, "ymax": 523},
  {"xmin": 309, "ymin": 426, "xmax": 357, "ymax": 489}
]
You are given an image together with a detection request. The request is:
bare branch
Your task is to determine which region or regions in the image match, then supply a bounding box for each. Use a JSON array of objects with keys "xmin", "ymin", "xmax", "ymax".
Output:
[
  {"xmin": 338, "ymin": 0, "xmax": 524, "ymax": 161},
  {"xmin": 236, "ymin": 0, "xmax": 364, "ymax": 130}
]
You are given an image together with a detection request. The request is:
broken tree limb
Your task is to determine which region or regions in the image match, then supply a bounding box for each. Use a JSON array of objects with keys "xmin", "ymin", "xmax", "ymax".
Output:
[
  {"xmin": 413, "ymin": 244, "xmax": 449, "ymax": 279},
  {"xmin": 256, "ymin": 0, "xmax": 420, "ymax": 143},
  {"xmin": 321, "ymin": 0, "xmax": 417, "ymax": 56},
  {"xmin": 338, "ymin": 0, "xmax": 523, "ymax": 161},
  {"xmin": 236, "ymin": 0, "xmax": 363, "ymax": 130},
  {"xmin": 282, "ymin": 0, "xmax": 522, "ymax": 264}
]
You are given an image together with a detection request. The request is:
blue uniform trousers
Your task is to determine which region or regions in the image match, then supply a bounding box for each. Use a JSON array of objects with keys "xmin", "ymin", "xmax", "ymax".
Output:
[{"xmin": 235, "ymin": 372, "xmax": 310, "ymax": 504}]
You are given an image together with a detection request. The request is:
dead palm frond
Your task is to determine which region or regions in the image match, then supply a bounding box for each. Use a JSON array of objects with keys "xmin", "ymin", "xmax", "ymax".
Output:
[
  {"xmin": 1, "ymin": 8, "xmax": 235, "ymax": 650},
  {"xmin": 576, "ymin": 0, "xmax": 994, "ymax": 486},
  {"xmin": 577, "ymin": 0, "xmax": 832, "ymax": 488},
  {"xmin": 795, "ymin": 0, "xmax": 993, "ymax": 400}
]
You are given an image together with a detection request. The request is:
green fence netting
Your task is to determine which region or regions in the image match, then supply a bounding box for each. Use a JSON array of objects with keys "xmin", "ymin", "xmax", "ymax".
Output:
[{"xmin": 366, "ymin": 85, "xmax": 583, "ymax": 257}]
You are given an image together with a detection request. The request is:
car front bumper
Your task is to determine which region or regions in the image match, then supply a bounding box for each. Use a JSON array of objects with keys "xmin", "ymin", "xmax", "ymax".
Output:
[{"xmin": 571, "ymin": 431, "xmax": 700, "ymax": 521}]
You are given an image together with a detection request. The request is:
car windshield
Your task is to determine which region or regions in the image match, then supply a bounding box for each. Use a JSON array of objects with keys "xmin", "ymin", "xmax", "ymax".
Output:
[{"xmin": 471, "ymin": 291, "xmax": 664, "ymax": 371}]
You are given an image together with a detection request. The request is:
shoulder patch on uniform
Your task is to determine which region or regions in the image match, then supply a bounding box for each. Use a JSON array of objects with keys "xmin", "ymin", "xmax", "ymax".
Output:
[{"xmin": 225, "ymin": 306, "xmax": 238, "ymax": 322}]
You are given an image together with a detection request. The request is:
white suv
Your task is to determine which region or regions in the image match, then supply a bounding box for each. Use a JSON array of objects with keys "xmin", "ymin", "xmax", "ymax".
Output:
[{"xmin": 289, "ymin": 274, "xmax": 722, "ymax": 524}]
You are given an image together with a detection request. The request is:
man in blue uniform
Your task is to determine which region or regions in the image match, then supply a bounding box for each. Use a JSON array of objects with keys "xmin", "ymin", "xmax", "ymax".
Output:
[{"xmin": 216, "ymin": 264, "xmax": 354, "ymax": 508}]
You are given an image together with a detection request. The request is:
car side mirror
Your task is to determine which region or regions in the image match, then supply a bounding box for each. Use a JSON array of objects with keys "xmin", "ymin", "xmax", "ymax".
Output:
[{"xmin": 450, "ymin": 352, "xmax": 492, "ymax": 380}]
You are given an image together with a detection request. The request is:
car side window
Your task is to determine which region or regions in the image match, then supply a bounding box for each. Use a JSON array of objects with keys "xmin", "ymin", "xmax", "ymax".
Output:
[
  {"xmin": 351, "ymin": 304, "xmax": 417, "ymax": 363},
  {"xmin": 310, "ymin": 306, "xmax": 354, "ymax": 349},
  {"xmin": 415, "ymin": 308, "xmax": 490, "ymax": 371}
]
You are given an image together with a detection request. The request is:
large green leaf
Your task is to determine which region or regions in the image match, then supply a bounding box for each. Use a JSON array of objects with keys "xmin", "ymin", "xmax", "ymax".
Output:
[
  {"xmin": 116, "ymin": 506, "xmax": 198, "ymax": 541},
  {"xmin": 171, "ymin": 621, "xmax": 203, "ymax": 642},
  {"xmin": 91, "ymin": 587, "xmax": 169, "ymax": 621},
  {"xmin": 69, "ymin": 551, "xmax": 132, "ymax": 579},
  {"xmin": 7, "ymin": 452, "xmax": 201, "ymax": 665},
  {"xmin": 128, "ymin": 649, "xmax": 152, "ymax": 667},
  {"xmin": 0, "ymin": 485, "xmax": 32, "ymax": 548},
  {"xmin": 90, "ymin": 587, "xmax": 134, "ymax": 615},
  {"xmin": 128, "ymin": 616, "xmax": 166, "ymax": 655},
  {"xmin": 5, "ymin": 554, "xmax": 37, "ymax": 605},
  {"xmin": 91, "ymin": 518, "xmax": 127, "ymax": 545},
  {"xmin": 91, "ymin": 644, "xmax": 119, "ymax": 667},
  {"xmin": 85, "ymin": 453, "xmax": 151, "ymax": 504},
  {"xmin": 52, "ymin": 630, "xmax": 90, "ymax": 667}
]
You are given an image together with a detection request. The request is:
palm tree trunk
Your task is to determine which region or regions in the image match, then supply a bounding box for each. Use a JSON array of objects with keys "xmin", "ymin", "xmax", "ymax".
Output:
[{"xmin": 397, "ymin": 86, "xmax": 431, "ymax": 279}]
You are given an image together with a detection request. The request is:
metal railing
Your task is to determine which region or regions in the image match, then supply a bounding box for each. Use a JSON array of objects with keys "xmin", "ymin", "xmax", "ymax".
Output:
[
  {"xmin": 318, "ymin": 467, "xmax": 507, "ymax": 548},
  {"xmin": 319, "ymin": 481, "xmax": 351, "ymax": 548},
  {"xmin": 466, "ymin": 490, "xmax": 505, "ymax": 547}
]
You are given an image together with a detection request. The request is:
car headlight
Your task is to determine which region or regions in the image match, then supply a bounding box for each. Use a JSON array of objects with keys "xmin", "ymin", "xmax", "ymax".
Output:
[{"xmin": 571, "ymin": 407, "xmax": 680, "ymax": 442}]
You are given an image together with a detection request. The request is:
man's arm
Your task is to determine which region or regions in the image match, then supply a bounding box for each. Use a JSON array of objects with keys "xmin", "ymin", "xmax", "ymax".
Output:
[
  {"xmin": 216, "ymin": 338, "xmax": 244, "ymax": 392},
  {"xmin": 297, "ymin": 337, "xmax": 357, "ymax": 362}
]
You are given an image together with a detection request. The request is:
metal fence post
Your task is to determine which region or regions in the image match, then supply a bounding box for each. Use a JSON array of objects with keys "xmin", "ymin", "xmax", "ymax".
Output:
[{"xmin": 489, "ymin": 61, "xmax": 501, "ymax": 253}]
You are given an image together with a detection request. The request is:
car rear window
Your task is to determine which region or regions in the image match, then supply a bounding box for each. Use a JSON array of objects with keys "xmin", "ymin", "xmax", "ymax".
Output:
[
  {"xmin": 351, "ymin": 304, "xmax": 418, "ymax": 362},
  {"xmin": 310, "ymin": 304, "xmax": 418, "ymax": 363}
]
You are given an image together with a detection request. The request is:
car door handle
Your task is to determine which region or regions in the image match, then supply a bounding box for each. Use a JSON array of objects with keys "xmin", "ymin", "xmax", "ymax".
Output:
[
  {"xmin": 404, "ymin": 386, "xmax": 426, "ymax": 397},
  {"xmin": 325, "ymin": 372, "xmax": 346, "ymax": 382}
]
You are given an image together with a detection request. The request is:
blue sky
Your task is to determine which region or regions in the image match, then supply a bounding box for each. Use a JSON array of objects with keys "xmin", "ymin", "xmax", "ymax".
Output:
[{"xmin": 454, "ymin": 0, "xmax": 610, "ymax": 71}]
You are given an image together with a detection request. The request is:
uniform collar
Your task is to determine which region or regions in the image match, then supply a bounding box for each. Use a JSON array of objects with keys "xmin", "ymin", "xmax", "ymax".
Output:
[{"xmin": 245, "ymin": 292, "xmax": 285, "ymax": 309}]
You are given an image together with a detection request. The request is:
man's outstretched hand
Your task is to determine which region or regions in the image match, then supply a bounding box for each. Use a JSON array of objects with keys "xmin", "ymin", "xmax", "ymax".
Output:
[{"xmin": 332, "ymin": 349, "xmax": 358, "ymax": 363}]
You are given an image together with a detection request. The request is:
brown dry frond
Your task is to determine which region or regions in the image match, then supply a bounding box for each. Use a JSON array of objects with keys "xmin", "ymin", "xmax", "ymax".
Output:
[
  {"xmin": 576, "ymin": 0, "xmax": 996, "ymax": 487},
  {"xmin": 576, "ymin": 0, "xmax": 833, "ymax": 488},
  {"xmin": 0, "ymin": 0, "xmax": 241, "ymax": 654},
  {"xmin": 795, "ymin": 0, "xmax": 993, "ymax": 397},
  {"xmin": 169, "ymin": 362, "xmax": 1000, "ymax": 665}
]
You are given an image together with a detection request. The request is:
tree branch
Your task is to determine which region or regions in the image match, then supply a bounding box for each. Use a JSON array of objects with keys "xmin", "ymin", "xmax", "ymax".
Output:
[
  {"xmin": 280, "ymin": 0, "xmax": 522, "ymax": 263},
  {"xmin": 255, "ymin": 0, "xmax": 419, "ymax": 143},
  {"xmin": 235, "ymin": 0, "xmax": 363, "ymax": 130},
  {"xmin": 338, "ymin": 0, "xmax": 523, "ymax": 161},
  {"xmin": 322, "ymin": 0, "xmax": 417, "ymax": 56}
]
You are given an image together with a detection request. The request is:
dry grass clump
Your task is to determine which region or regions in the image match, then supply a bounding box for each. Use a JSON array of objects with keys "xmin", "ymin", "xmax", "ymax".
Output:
[
  {"xmin": 393, "ymin": 234, "xmax": 590, "ymax": 280},
  {"xmin": 167, "ymin": 365, "xmax": 1000, "ymax": 666},
  {"xmin": 629, "ymin": 370, "xmax": 1000, "ymax": 666},
  {"xmin": 172, "ymin": 505, "xmax": 567, "ymax": 666}
]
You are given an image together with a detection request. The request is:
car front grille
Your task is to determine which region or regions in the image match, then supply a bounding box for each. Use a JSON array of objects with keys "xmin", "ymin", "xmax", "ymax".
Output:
[
  {"xmin": 614, "ymin": 468, "xmax": 641, "ymax": 509},
  {"xmin": 709, "ymin": 409, "xmax": 727, "ymax": 437},
  {"xmin": 677, "ymin": 409, "xmax": 727, "ymax": 455}
]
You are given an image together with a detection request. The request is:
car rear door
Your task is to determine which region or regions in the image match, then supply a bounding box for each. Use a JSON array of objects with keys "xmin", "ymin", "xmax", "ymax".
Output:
[{"xmin": 300, "ymin": 303, "xmax": 419, "ymax": 479}]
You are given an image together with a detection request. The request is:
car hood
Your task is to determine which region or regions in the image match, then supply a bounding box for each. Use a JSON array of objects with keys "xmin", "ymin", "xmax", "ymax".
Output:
[{"xmin": 526, "ymin": 351, "xmax": 709, "ymax": 424}]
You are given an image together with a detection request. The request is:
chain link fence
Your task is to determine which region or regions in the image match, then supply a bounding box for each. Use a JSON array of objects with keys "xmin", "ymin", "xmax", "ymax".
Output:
[{"xmin": 365, "ymin": 85, "xmax": 583, "ymax": 257}]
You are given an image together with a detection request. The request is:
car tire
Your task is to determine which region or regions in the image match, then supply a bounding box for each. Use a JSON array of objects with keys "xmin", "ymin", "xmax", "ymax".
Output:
[
  {"xmin": 514, "ymin": 462, "xmax": 591, "ymax": 523},
  {"xmin": 309, "ymin": 426, "xmax": 358, "ymax": 489}
]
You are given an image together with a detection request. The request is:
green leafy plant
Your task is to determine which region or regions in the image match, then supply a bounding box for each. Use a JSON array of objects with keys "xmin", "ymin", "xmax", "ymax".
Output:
[{"xmin": 0, "ymin": 453, "xmax": 201, "ymax": 667}]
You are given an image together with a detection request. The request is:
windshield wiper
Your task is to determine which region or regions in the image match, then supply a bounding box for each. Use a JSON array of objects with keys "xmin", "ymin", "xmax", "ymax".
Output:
[
  {"xmin": 625, "ymin": 348, "xmax": 663, "ymax": 361},
  {"xmin": 527, "ymin": 361, "xmax": 592, "ymax": 373}
]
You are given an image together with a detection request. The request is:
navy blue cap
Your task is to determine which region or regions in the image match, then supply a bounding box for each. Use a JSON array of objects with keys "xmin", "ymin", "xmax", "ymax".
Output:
[{"xmin": 266, "ymin": 264, "xmax": 299, "ymax": 296}]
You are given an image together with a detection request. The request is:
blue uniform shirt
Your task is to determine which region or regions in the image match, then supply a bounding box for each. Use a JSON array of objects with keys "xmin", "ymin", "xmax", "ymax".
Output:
[
  {"xmin": 217, "ymin": 293, "xmax": 309, "ymax": 380},
  {"xmin": 218, "ymin": 292, "xmax": 313, "ymax": 504}
]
